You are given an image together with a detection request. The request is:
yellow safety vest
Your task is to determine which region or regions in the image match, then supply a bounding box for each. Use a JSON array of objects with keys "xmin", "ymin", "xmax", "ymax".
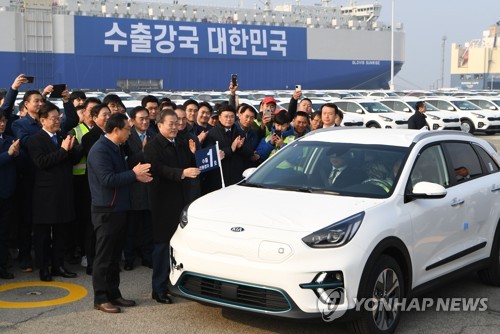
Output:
[{"xmin": 72, "ymin": 123, "xmax": 90, "ymax": 175}]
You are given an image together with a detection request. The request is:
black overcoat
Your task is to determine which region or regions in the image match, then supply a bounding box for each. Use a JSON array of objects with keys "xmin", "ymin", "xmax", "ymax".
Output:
[
  {"xmin": 27, "ymin": 130, "xmax": 80, "ymax": 224},
  {"xmin": 144, "ymin": 134, "xmax": 198, "ymax": 244}
]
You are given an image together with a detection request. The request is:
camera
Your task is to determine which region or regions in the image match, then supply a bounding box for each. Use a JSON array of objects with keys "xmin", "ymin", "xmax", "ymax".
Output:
[{"xmin": 231, "ymin": 74, "xmax": 238, "ymax": 86}]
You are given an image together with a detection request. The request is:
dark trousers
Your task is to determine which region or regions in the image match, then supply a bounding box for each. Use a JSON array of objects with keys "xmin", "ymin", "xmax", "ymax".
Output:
[
  {"xmin": 152, "ymin": 242, "xmax": 170, "ymax": 295},
  {"xmin": 124, "ymin": 210, "xmax": 153, "ymax": 264},
  {"xmin": 92, "ymin": 211, "xmax": 127, "ymax": 304},
  {"xmin": 34, "ymin": 223, "xmax": 69, "ymax": 270},
  {"xmin": 69, "ymin": 175, "xmax": 92, "ymax": 256},
  {"xmin": 0, "ymin": 197, "xmax": 13, "ymax": 268}
]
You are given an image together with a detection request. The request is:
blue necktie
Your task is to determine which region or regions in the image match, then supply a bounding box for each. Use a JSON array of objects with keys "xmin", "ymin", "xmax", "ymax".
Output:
[
  {"xmin": 51, "ymin": 135, "xmax": 58, "ymax": 146},
  {"xmin": 139, "ymin": 133, "xmax": 146, "ymax": 142}
]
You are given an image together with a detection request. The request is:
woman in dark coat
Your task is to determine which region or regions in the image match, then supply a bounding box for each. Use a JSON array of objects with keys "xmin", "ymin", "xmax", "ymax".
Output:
[
  {"xmin": 27, "ymin": 102, "xmax": 81, "ymax": 281},
  {"xmin": 144, "ymin": 109, "xmax": 200, "ymax": 304}
]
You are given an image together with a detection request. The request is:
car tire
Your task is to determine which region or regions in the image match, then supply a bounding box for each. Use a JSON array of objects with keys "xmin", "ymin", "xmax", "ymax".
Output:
[
  {"xmin": 478, "ymin": 222, "xmax": 500, "ymax": 286},
  {"xmin": 460, "ymin": 120, "xmax": 475, "ymax": 134},
  {"xmin": 367, "ymin": 123, "xmax": 381, "ymax": 128},
  {"xmin": 350, "ymin": 255, "xmax": 405, "ymax": 334}
]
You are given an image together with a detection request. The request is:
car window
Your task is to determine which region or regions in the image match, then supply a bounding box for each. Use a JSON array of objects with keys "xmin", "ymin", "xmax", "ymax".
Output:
[
  {"xmin": 244, "ymin": 142, "xmax": 408, "ymax": 198},
  {"xmin": 443, "ymin": 142, "xmax": 483, "ymax": 183},
  {"xmin": 409, "ymin": 145, "xmax": 449, "ymax": 189},
  {"xmin": 473, "ymin": 144, "xmax": 500, "ymax": 174}
]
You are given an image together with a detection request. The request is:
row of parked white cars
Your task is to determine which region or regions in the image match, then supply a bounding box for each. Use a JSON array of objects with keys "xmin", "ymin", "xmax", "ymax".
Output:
[{"xmin": 13, "ymin": 88, "xmax": 500, "ymax": 134}]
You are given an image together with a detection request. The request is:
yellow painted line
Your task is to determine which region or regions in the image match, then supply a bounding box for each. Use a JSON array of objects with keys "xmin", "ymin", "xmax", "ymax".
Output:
[{"xmin": 0, "ymin": 281, "xmax": 87, "ymax": 308}]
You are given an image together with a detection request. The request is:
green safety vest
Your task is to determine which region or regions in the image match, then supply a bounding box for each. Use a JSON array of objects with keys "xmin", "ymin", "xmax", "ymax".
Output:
[{"xmin": 72, "ymin": 123, "xmax": 90, "ymax": 175}]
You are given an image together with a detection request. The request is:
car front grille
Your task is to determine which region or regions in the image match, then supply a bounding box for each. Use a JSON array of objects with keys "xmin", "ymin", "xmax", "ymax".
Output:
[
  {"xmin": 344, "ymin": 122, "xmax": 364, "ymax": 127},
  {"xmin": 179, "ymin": 273, "xmax": 291, "ymax": 312},
  {"xmin": 395, "ymin": 120, "xmax": 408, "ymax": 125},
  {"xmin": 443, "ymin": 118, "xmax": 460, "ymax": 123},
  {"xmin": 487, "ymin": 117, "xmax": 500, "ymax": 121}
]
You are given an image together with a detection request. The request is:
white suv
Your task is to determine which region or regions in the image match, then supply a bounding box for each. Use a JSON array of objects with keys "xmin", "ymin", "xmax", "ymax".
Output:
[
  {"xmin": 379, "ymin": 98, "xmax": 461, "ymax": 131},
  {"xmin": 169, "ymin": 128, "xmax": 500, "ymax": 334},
  {"xmin": 334, "ymin": 99, "xmax": 409, "ymax": 129},
  {"xmin": 423, "ymin": 97, "xmax": 500, "ymax": 134}
]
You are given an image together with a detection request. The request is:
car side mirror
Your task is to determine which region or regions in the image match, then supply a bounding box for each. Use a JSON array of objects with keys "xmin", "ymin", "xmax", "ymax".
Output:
[
  {"xmin": 242, "ymin": 167, "xmax": 257, "ymax": 179},
  {"xmin": 408, "ymin": 181, "xmax": 447, "ymax": 199},
  {"xmin": 447, "ymin": 106, "xmax": 455, "ymax": 111},
  {"xmin": 356, "ymin": 109, "xmax": 363, "ymax": 114},
  {"xmin": 403, "ymin": 107, "xmax": 411, "ymax": 112},
  {"xmin": 489, "ymin": 106, "xmax": 497, "ymax": 110}
]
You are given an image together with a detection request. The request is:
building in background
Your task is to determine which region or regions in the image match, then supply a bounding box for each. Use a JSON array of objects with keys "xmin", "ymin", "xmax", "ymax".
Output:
[{"xmin": 451, "ymin": 21, "xmax": 500, "ymax": 90}]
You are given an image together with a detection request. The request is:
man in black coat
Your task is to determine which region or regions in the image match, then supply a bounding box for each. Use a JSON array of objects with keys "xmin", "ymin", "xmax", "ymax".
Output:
[
  {"xmin": 144, "ymin": 109, "xmax": 200, "ymax": 304},
  {"xmin": 27, "ymin": 102, "xmax": 81, "ymax": 282},
  {"xmin": 408, "ymin": 101, "xmax": 428, "ymax": 130},
  {"xmin": 202, "ymin": 104, "xmax": 254, "ymax": 194},
  {"xmin": 87, "ymin": 113, "xmax": 152, "ymax": 314},
  {"xmin": 123, "ymin": 106, "xmax": 156, "ymax": 270}
]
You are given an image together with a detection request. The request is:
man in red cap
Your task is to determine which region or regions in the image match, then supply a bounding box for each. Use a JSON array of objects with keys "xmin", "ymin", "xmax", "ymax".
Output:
[{"xmin": 251, "ymin": 96, "xmax": 277, "ymax": 141}]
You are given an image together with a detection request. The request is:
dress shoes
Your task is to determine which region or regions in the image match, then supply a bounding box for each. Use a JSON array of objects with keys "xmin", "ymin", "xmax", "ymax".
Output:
[
  {"xmin": 51, "ymin": 266, "xmax": 77, "ymax": 278},
  {"xmin": 94, "ymin": 302, "xmax": 121, "ymax": 314},
  {"xmin": 0, "ymin": 267, "xmax": 14, "ymax": 279},
  {"xmin": 19, "ymin": 259, "xmax": 33, "ymax": 273},
  {"xmin": 152, "ymin": 292, "xmax": 172, "ymax": 304},
  {"xmin": 111, "ymin": 297, "xmax": 136, "ymax": 307},
  {"xmin": 39, "ymin": 269, "xmax": 52, "ymax": 282}
]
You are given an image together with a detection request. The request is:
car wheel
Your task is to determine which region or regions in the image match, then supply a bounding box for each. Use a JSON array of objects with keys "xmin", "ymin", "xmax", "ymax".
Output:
[
  {"xmin": 367, "ymin": 123, "xmax": 381, "ymax": 128},
  {"xmin": 350, "ymin": 255, "xmax": 405, "ymax": 334},
  {"xmin": 460, "ymin": 120, "xmax": 475, "ymax": 134},
  {"xmin": 478, "ymin": 223, "xmax": 500, "ymax": 286}
]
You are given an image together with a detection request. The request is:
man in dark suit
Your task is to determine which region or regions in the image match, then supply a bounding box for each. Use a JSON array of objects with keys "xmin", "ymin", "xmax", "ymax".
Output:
[
  {"xmin": 123, "ymin": 106, "xmax": 155, "ymax": 271},
  {"xmin": 0, "ymin": 112, "xmax": 20, "ymax": 279},
  {"xmin": 144, "ymin": 109, "xmax": 200, "ymax": 304},
  {"xmin": 27, "ymin": 102, "xmax": 81, "ymax": 282},
  {"xmin": 408, "ymin": 101, "xmax": 428, "ymax": 130},
  {"xmin": 325, "ymin": 146, "xmax": 366, "ymax": 189},
  {"xmin": 82, "ymin": 104, "xmax": 111, "ymax": 156},
  {"xmin": 87, "ymin": 113, "xmax": 152, "ymax": 314},
  {"xmin": 202, "ymin": 103, "xmax": 254, "ymax": 194}
]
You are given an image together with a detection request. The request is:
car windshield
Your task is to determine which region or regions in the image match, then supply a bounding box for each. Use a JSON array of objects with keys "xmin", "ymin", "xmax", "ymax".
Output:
[
  {"xmin": 359, "ymin": 102, "xmax": 393, "ymax": 113},
  {"xmin": 451, "ymin": 100, "xmax": 481, "ymax": 110},
  {"xmin": 241, "ymin": 141, "xmax": 408, "ymax": 198}
]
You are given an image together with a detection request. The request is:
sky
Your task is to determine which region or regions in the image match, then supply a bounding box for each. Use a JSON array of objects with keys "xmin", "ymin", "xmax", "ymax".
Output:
[{"xmin": 171, "ymin": 0, "xmax": 500, "ymax": 90}]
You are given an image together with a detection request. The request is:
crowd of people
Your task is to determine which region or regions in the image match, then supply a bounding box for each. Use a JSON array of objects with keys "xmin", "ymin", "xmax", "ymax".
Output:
[{"xmin": 0, "ymin": 73, "xmax": 355, "ymax": 313}]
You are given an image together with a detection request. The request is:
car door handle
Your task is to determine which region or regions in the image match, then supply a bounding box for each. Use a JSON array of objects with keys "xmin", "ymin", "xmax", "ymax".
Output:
[
  {"xmin": 492, "ymin": 185, "xmax": 500, "ymax": 193},
  {"xmin": 451, "ymin": 198, "xmax": 465, "ymax": 207}
]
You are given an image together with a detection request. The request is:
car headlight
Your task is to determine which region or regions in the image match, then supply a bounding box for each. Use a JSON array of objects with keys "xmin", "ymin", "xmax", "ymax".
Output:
[
  {"xmin": 379, "ymin": 116, "xmax": 393, "ymax": 122},
  {"xmin": 471, "ymin": 112, "xmax": 485, "ymax": 118},
  {"xmin": 428, "ymin": 115, "xmax": 440, "ymax": 120},
  {"xmin": 179, "ymin": 204, "xmax": 190, "ymax": 228},
  {"xmin": 302, "ymin": 212, "xmax": 365, "ymax": 248}
]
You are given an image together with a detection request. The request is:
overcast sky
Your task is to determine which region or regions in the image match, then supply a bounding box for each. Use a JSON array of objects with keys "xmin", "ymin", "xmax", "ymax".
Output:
[{"xmin": 170, "ymin": 0, "xmax": 500, "ymax": 90}]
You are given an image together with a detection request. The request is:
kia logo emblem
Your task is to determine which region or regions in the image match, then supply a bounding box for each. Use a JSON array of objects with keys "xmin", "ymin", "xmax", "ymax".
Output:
[{"xmin": 231, "ymin": 227, "xmax": 245, "ymax": 232}]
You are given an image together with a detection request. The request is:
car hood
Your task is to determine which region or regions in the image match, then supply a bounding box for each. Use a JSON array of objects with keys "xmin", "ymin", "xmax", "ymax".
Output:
[
  {"xmin": 188, "ymin": 185, "xmax": 383, "ymax": 233},
  {"xmin": 377, "ymin": 112, "xmax": 408, "ymax": 121}
]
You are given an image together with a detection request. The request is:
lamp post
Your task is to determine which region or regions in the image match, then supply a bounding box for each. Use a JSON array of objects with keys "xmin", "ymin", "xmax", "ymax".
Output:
[
  {"xmin": 389, "ymin": 0, "xmax": 395, "ymax": 90},
  {"xmin": 441, "ymin": 36, "xmax": 447, "ymax": 89}
]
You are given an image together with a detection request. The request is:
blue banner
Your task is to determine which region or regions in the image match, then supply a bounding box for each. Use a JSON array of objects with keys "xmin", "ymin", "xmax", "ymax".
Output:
[
  {"xmin": 195, "ymin": 145, "xmax": 220, "ymax": 173},
  {"xmin": 74, "ymin": 16, "xmax": 306, "ymax": 60}
]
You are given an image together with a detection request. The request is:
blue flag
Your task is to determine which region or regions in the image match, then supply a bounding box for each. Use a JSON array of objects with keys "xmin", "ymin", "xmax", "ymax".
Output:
[{"xmin": 195, "ymin": 145, "xmax": 220, "ymax": 173}]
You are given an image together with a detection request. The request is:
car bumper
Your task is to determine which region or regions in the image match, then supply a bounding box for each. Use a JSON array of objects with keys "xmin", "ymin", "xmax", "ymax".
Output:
[{"xmin": 169, "ymin": 229, "xmax": 365, "ymax": 318}]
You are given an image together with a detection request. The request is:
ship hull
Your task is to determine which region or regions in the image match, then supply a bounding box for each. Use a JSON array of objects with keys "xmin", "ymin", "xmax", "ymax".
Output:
[{"xmin": 0, "ymin": 13, "xmax": 404, "ymax": 90}]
